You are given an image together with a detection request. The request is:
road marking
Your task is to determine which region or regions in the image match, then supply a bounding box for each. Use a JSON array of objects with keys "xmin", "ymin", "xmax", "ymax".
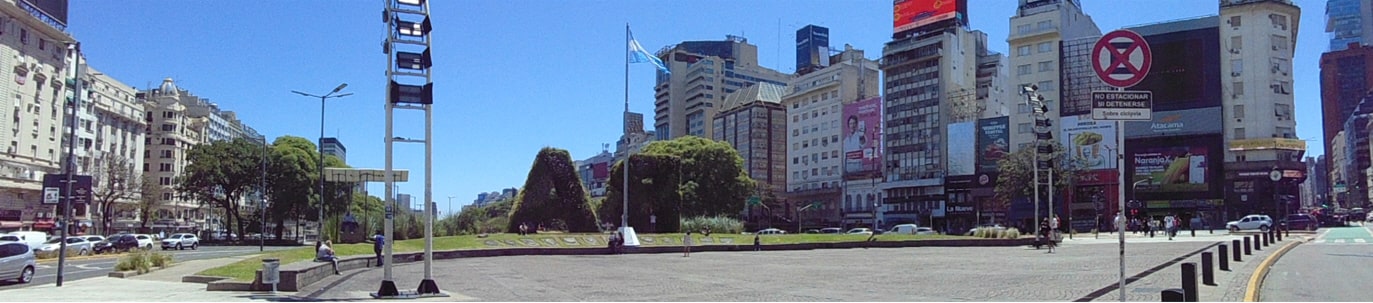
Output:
[
  {"xmin": 1245, "ymin": 238, "xmax": 1306, "ymax": 302},
  {"xmin": 1336, "ymin": 239, "xmax": 1346, "ymax": 243},
  {"xmin": 1358, "ymin": 239, "xmax": 1368, "ymax": 243}
]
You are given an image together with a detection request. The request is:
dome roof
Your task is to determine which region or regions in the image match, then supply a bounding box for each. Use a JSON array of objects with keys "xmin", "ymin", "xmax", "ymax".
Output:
[{"xmin": 157, "ymin": 78, "xmax": 179, "ymax": 96}]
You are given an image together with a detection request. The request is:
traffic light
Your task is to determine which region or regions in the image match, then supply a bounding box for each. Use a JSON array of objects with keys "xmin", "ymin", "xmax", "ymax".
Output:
[{"xmin": 1130, "ymin": 209, "xmax": 1138, "ymax": 216}]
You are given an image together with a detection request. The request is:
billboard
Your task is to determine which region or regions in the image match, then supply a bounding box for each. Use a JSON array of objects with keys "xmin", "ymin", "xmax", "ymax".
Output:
[
  {"xmin": 844, "ymin": 97, "xmax": 883, "ymax": 178},
  {"xmin": 1126, "ymin": 135, "xmax": 1224, "ymax": 198},
  {"xmin": 1127, "ymin": 26, "xmax": 1221, "ymax": 111},
  {"xmin": 947, "ymin": 122, "xmax": 976, "ymax": 176},
  {"xmin": 894, "ymin": 0, "xmax": 960, "ymax": 34},
  {"xmin": 19, "ymin": 0, "xmax": 67, "ymax": 28},
  {"xmin": 1123, "ymin": 107, "xmax": 1223, "ymax": 139},
  {"xmin": 975, "ymin": 116, "xmax": 1010, "ymax": 173},
  {"xmin": 1060, "ymin": 115, "xmax": 1117, "ymax": 170}
]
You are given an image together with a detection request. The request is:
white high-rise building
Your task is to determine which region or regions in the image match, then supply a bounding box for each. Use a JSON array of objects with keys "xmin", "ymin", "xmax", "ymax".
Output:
[
  {"xmin": 66, "ymin": 63, "xmax": 146, "ymax": 234},
  {"xmin": 652, "ymin": 36, "xmax": 792, "ymax": 140},
  {"xmin": 1007, "ymin": 0, "xmax": 1101, "ymax": 152}
]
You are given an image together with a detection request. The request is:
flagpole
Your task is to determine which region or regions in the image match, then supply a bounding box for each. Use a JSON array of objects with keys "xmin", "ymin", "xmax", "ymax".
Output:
[{"xmin": 623, "ymin": 23, "xmax": 630, "ymax": 232}]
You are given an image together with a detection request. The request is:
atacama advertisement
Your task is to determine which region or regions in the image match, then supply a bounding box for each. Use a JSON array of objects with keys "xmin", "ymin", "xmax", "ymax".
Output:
[{"xmin": 844, "ymin": 97, "xmax": 883, "ymax": 179}]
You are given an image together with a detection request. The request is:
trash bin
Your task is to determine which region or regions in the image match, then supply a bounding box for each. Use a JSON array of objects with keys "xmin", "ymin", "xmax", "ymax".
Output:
[{"xmin": 262, "ymin": 258, "xmax": 280, "ymax": 292}]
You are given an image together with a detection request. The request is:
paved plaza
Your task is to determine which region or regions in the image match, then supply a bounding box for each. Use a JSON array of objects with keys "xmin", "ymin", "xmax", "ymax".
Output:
[{"xmin": 302, "ymin": 234, "xmax": 1276, "ymax": 301}]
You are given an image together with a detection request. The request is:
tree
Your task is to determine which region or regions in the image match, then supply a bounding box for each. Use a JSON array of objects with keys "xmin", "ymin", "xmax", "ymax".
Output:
[
  {"xmin": 176, "ymin": 138, "xmax": 264, "ymax": 241},
  {"xmin": 639, "ymin": 136, "xmax": 755, "ymax": 218},
  {"xmin": 92, "ymin": 157, "xmax": 139, "ymax": 235},
  {"xmin": 265, "ymin": 136, "xmax": 317, "ymax": 240},
  {"xmin": 506, "ymin": 147, "xmax": 598, "ymax": 233},
  {"xmin": 136, "ymin": 174, "xmax": 164, "ymax": 233},
  {"xmin": 992, "ymin": 141, "xmax": 1083, "ymax": 222},
  {"xmin": 602, "ymin": 153, "xmax": 682, "ymax": 232}
]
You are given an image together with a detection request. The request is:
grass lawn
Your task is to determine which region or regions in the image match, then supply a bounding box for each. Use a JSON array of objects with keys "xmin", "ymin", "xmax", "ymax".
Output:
[{"xmin": 197, "ymin": 232, "xmax": 977, "ymax": 281}]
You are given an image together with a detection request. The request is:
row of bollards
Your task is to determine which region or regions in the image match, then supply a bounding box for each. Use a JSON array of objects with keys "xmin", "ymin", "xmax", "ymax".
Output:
[{"xmin": 1162, "ymin": 230, "xmax": 1285, "ymax": 301}]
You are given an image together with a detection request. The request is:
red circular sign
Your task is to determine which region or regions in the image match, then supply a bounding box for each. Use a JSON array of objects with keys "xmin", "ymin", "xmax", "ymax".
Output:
[{"xmin": 1092, "ymin": 30, "xmax": 1152, "ymax": 88}]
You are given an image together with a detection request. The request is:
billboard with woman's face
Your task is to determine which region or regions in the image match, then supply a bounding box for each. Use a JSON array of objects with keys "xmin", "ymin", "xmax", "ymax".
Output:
[{"xmin": 844, "ymin": 97, "xmax": 883, "ymax": 179}]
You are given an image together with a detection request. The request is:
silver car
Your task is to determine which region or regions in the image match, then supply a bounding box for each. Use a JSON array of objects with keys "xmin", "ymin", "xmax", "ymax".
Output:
[
  {"xmin": 37, "ymin": 237, "xmax": 91, "ymax": 256},
  {"xmin": 0, "ymin": 242, "xmax": 36, "ymax": 283}
]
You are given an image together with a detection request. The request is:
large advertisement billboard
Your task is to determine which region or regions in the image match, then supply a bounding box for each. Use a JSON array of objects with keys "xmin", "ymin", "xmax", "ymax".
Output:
[
  {"xmin": 975, "ymin": 116, "xmax": 1010, "ymax": 173},
  {"xmin": 894, "ymin": 0, "xmax": 961, "ymax": 34},
  {"xmin": 844, "ymin": 97, "xmax": 883, "ymax": 179},
  {"xmin": 1123, "ymin": 107, "xmax": 1223, "ymax": 139},
  {"xmin": 1127, "ymin": 26, "xmax": 1220, "ymax": 111},
  {"xmin": 1126, "ymin": 135, "xmax": 1224, "ymax": 198},
  {"xmin": 947, "ymin": 122, "xmax": 976, "ymax": 176},
  {"xmin": 1060, "ymin": 115, "xmax": 1117, "ymax": 170}
]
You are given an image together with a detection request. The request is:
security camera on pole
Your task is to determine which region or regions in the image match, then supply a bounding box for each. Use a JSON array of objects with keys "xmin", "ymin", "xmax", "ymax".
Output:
[{"xmin": 1091, "ymin": 29, "xmax": 1153, "ymax": 302}]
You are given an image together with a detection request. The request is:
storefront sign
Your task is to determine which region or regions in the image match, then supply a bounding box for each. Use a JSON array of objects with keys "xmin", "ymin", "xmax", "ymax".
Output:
[{"xmin": 1228, "ymin": 138, "xmax": 1307, "ymax": 151}]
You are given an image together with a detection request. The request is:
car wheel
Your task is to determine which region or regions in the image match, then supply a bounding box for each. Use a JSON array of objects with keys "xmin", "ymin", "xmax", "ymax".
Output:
[
  {"xmin": 1228, "ymin": 226, "xmax": 1238, "ymax": 232},
  {"xmin": 191, "ymin": 243, "xmax": 198, "ymax": 250},
  {"xmin": 176, "ymin": 243, "xmax": 183, "ymax": 250},
  {"xmin": 1259, "ymin": 225, "xmax": 1270, "ymax": 232},
  {"xmin": 79, "ymin": 249, "xmax": 88, "ymax": 256},
  {"xmin": 145, "ymin": 244, "xmax": 152, "ymax": 250},
  {"xmin": 18, "ymin": 266, "xmax": 34, "ymax": 283},
  {"xmin": 1307, "ymin": 225, "xmax": 1315, "ymax": 231}
]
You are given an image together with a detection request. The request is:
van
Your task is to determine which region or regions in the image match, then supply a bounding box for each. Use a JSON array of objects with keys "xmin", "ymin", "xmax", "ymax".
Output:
[
  {"xmin": 889, "ymin": 224, "xmax": 921, "ymax": 235},
  {"xmin": 3, "ymin": 231, "xmax": 49, "ymax": 251}
]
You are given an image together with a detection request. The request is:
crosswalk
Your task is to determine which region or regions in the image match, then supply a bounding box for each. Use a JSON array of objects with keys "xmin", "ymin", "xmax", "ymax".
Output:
[{"xmin": 1309, "ymin": 238, "xmax": 1372, "ymax": 245}]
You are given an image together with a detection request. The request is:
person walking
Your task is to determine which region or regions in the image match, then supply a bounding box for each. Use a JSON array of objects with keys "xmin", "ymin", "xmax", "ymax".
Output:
[
  {"xmin": 683, "ymin": 231, "xmax": 693, "ymax": 257},
  {"xmin": 753, "ymin": 233, "xmax": 761, "ymax": 252},
  {"xmin": 372, "ymin": 230, "xmax": 385, "ymax": 267},
  {"xmin": 1164, "ymin": 214, "xmax": 1177, "ymax": 240},
  {"xmin": 1040, "ymin": 218, "xmax": 1054, "ymax": 253}
]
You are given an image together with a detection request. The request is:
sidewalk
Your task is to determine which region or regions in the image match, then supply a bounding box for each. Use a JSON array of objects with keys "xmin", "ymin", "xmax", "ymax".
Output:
[
  {"xmin": 1087, "ymin": 234, "xmax": 1309, "ymax": 302},
  {"xmin": 0, "ymin": 253, "xmax": 300, "ymax": 302}
]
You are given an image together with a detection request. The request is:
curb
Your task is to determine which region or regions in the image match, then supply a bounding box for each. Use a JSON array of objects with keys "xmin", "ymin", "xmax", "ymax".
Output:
[
  {"xmin": 1244, "ymin": 237, "xmax": 1307, "ymax": 302},
  {"xmin": 107, "ymin": 263, "xmax": 175, "ymax": 278},
  {"xmin": 37, "ymin": 254, "xmax": 120, "ymax": 264}
]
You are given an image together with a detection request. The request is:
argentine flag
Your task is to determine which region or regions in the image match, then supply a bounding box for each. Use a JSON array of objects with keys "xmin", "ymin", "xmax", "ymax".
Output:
[{"xmin": 629, "ymin": 31, "xmax": 670, "ymax": 74}]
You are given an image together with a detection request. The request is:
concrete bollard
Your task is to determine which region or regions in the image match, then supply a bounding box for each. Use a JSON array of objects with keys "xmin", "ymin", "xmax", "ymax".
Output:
[
  {"xmin": 1218, "ymin": 244, "xmax": 1230, "ymax": 271},
  {"xmin": 1262, "ymin": 232, "xmax": 1270, "ymax": 247},
  {"xmin": 1284, "ymin": 227, "xmax": 1289, "ymax": 238},
  {"xmin": 1253, "ymin": 234, "xmax": 1262, "ymax": 251},
  {"xmin": 1244, "ymin": 237, "xmax": 1252, "ymax": 255},
  {"xmin": 1201, "ymin": 252, "xmax": 1215, "ymax": 286},
  {"xmin": 1232, "ymin": 239, "xmax": 1243, "ymax": 261},
  {"xmin": 1182, "ymin": 262, "xmax": 1199, "ymax": 302},
  {"xmin": 1275, "ymin": 228, "xmax": 1282, "ymax": 241},
  {"xmin": 1161, "ymin": 288, "xmax": 1186, "ymax": 302}
]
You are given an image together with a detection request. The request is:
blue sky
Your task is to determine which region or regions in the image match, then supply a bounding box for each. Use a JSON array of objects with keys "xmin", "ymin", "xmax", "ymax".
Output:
[{"xmin": 66, "ymin": 0, "xmax": 1325, "ymax": 216}]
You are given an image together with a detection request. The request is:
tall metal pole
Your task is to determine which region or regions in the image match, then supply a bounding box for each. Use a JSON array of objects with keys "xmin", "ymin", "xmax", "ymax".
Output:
[
  {"xmin": 622, "ymin": 23, "xmax": 630, "ymax": 232},
  {"xmin": 318, "ymin": 95, "xmax": 326, "ymax": 243},
  {"xmin": 1117, "ymin": 119, "xmax": 1127, "ymax": 302},
  {"xmin": 57, "ymin": 42, "xmax": 83, "ymax": 287},
  {"xmin": 260, "ymin": 136, "xmax": 268, "ymax": 251},
  {"xmin": 1030, "ymin": 90, "xmax": 1041, "ymax": 237}
]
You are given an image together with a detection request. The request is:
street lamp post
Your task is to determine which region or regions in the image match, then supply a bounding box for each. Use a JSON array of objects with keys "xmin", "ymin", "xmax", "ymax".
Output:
[
  {"xmin": 260, "ymin": 135, "xmax": 268, "ymax": 252},
  {"xmin": 292, "ymin": 84, "xmax": 350, "ymax": 244},
  {"xmin": 56, "ymin": 42, "xmax": 84, "ymax": 287}
]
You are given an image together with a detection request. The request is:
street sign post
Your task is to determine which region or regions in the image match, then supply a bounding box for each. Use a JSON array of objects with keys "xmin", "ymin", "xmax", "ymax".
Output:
[
  {"xmin": 1091, "ymin": 91, "xmax": 1153, "ymax": 121},
  {"xmin": 40, "ymin": 174, "xmax": 92, "ymax": 205},
  {"xmin": 1093, "ymin": 29, "xmax": 1152, "ymax": 303}
]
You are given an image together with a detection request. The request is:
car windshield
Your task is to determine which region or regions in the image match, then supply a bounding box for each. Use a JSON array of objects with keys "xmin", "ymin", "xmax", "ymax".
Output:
[
  {"xmin": 44, "ymin": 238, "xmax": 62, "ymax": 244},
  {"xmin": 168, "ymin": 235, "xmax": 182, "ymax": 239},
  {"xmin": 0, "ymin": 235, "xmax": 18, "ymax": 241}
]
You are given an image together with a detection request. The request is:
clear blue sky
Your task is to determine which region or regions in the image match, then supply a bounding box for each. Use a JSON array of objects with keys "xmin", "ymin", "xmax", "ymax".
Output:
[{"xmin": 66, "ymin": 0, "xmax": 1325, "ymax": 216}]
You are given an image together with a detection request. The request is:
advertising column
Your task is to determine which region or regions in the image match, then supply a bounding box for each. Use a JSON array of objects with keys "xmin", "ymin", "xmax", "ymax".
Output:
[
  {"xmin": 976, "ymin": 117, "xmax": 1011, "ymax": 224},
  {"xmin": 843, "ymin": 97, "xmax": 884, "ymax": 228}
]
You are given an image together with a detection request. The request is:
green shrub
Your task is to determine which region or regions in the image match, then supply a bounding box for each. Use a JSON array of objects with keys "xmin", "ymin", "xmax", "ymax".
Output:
[
  {"xmin": 1004, "ymin": 228, "xmax": 1021, "ymax": 239},
  {"xmin": 115, "ymin": 250, "xmax": 173, "ymax": 274},
  {"xmin": 679, "ymin": 216, "xmax": 743, "ymax": 234},
  {"xmin": 151, "ymin": 252, "xmax": 173, "ymax": 268},
  {"xmin": 34, "ymin": 249, "xmax": 79, "ymax": 259}
]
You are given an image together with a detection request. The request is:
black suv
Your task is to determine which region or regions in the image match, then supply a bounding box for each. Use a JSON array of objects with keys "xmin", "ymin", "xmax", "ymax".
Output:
[
  {"xmin": 93, "ymin": 234, "xmax": 139, "ymax": 254},
  {"xmin": 1281, "ymin": 214, "xmax": 1318, "ymax": 231}
]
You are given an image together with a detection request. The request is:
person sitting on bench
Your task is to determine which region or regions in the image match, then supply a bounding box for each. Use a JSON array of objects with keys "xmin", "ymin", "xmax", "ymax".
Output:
[{"xmin": 316, "ymin": 240, "xmax": 340, "ymax": 275}]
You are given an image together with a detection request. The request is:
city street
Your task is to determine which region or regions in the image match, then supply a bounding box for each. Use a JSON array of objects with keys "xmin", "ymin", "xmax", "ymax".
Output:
[
  {"xmin": 1261, "ymin": 226, "xmax": 1373, "ymax": 302},
  {"xmin": 0, "ymin": 245, "xmax": 294, "ymax": 291}
]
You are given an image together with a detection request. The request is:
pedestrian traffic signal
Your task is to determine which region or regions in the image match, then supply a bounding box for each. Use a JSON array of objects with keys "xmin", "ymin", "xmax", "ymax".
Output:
[{"xmin": 1130, "ymin": 209, "xmax": 1138, "ymax": 216}]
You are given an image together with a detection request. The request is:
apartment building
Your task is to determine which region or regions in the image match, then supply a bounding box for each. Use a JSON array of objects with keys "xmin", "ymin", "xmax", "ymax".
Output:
[
  {"xmin": 1006, "ymin": 0, "xmax": 1100, "ymax": 154},
  {"xmin": 70, "ymin": 64, "xmax": 145, "ymax": 234},
  {"xmin": 140, "ymin": 78, "xmax": 210, "ymax": 232},
  {"xmin": 1220, "ymin": 0, "xmax": 1305, "ymax": 216},
  {"xmin": 0, "ymin": 0, "xmax": 73, "ymax": 233},
  {"xmin": 652, "ymin": 36, "xmax": 792, "ymax": 140}
]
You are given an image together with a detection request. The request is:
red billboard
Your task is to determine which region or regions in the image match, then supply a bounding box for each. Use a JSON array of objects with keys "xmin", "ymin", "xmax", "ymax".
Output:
[
  {"xmin": 844, "ymin": 97, "xmax": 883, "ymax": 179},
  {"xmin": 894, "ymin": 0, "xmax": 959, "ymax": 34}
]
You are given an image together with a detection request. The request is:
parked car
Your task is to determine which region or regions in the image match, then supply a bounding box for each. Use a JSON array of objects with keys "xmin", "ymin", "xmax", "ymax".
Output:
[
  {"xmin": 803, "ymin": 229, "xmax": 820, "ymax": 234},
  {"xmin": 37, "ymin": 237, "xmax": 91, "ymax": 256},
  {"xmin": 1226, "ymin": 214, "xmax": 1273, "ymax": 232},
  {"xmin": 888, "ymin": 224, "xmax": 922, "ymax": 235},
  {"xmin": 3, "ymin": 231, "xmax": 49, "ymax": 252},
  {"xmin": 965, "ymin": 224, "xmax": 1007, "ymax": 236},
  {"xmin": 0, "ymin": 242, "xmax": 36, "ymax": 283},
  {"xmin": 818, "ymin": 227, "xmax": 843, "ymax": 234},
  {"xmin": 92, "ymin": 234, "xmax": 139, "ymax": 254},
  {"xmin": 81, "ymin": 235, "xmax": 105, "ymax": 245},
  {"xmin": 160, "ymin": 233, "xmax": 199, "ymax": 250},
  {"xmin": 755, "ymin": 228, "xmax": 786, "ymax": 235},
  {"xmin": 845, "ymin": 228, "xmax": 873, "ymax": 235},
  {"xmin": 0, "ymin": 235, "xmax": 19, "ymax": 243},
  {"xmin": 1280, "ymin": 214, "xmax": 1319, "ymax": 231},
  {"xmin": 133, "ymin": 234, "xmax": 154, "ymax": 250}
]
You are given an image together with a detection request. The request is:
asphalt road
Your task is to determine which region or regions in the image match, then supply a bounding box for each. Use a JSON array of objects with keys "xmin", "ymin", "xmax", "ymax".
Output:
[
  {"xmin": 1261, "ymin": 226, "xmax": 1373, "ymax": 302},
  {"xmin": 0, "ymin": 245, "xmax": 295, "ymax": 291}
]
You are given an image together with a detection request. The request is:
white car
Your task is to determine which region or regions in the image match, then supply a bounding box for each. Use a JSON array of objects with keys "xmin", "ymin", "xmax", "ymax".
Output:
[
  {"xmin": 846, "ymin": 228, "xmax": 874, "ymax": 235},
  {"xmin": 81, "ymin": 235, "xmax": 105, "ymax": 244},
  {"xmin": 3, "ymin": 231, "xmax": 49, "ymax": 252},
  {"xmin": 0, "ymin": 242, "xmax": 36, "ymax": 283},
  {"xmin": 1227, "ymin": 215, "xmax": 1273, "ymax": 232},
  {"xmin": 37, "ymin": 237, "xmax": 91, "ymax": 256},
  {"xmin": 756, "ymin": 228, "xmax": 786, "ymax": 235},
  {"xmin": 161, "ymin": 233, "xmax": 199, "ymax": 250},
  {"xmin": 888, "ymin": 224, "xmax": 938, "ymax": 235},
  {"xmin": 133, "ymin": 234, "xmax": 155, "ymax": 250}
]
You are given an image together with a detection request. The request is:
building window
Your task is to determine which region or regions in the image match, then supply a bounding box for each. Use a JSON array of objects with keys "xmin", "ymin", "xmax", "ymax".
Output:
[
  {"xmin": 1232, "ymin": 82, "xmax": 1244, "ymax": 97},
  {"xmin": 1269, "ymin": 14, "xmax": 1287, "ymax": 30},
  {"xmin": 1275, "ymin": 104, "xmax": 1292, "ymax": 121},
  {"xmin": 1228, "ymin": 16, "xmax": 1241, "ymax": 27},
  {"xmin": 1018, "ymin": 123, "xmax": 1032, "ymax": 134},
  {"xmin": 1270, "ymin": 35, "xmax": 1288, "ymax": 51},
  {"xmin": 1017, "ymin": 45, "xmax": 1031, "ymax": 57},
  {"xmin": 163, "ymin": 193, "xmax": 173, "ymax": 200},
  {"xmin": 1230, "ymin": 59, "xmax": 1243, "ymax": 76},
  {"xmin": 1016, "ymin": 24, "xmax": 1031, "ymax": 34},
  {"xmin": 1230, "ymin": 36, "xmax": 1242, "ymax": 51},
  {"xmin": 1037, "ymin": 81, "xmax": 1053, "ymax": 91},
  {"xmin": 159, "ymin": 177, "xmax": 171, "ymax": 186},
  {"xmin": 1233, "ymin": 104, "xmax": 1245, "ymax": 120},
  {"xmin": 1234, "ymin": 128, "xmax": 1245, "ymax": 140},
  {"xmin": 1017, "ymin": 64, "xmax": 1031, "ymax": 75},
  {"xmin": 1038, "ymin": 61, "xmax": 1053, "ymax": 72},
  {"xmin": 1036, "ymin": 20, "xmax": 1052, "ymax": 30},
  {"xmin": 1037, "ymin": 42, "xmax": 1052, "ymax": 53}
]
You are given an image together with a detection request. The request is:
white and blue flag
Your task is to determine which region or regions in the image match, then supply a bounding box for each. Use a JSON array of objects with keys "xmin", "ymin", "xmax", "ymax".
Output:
[{"xmin": 629, "ymin": 31, "xmax": 670, "ymax": 74}]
